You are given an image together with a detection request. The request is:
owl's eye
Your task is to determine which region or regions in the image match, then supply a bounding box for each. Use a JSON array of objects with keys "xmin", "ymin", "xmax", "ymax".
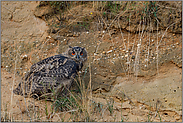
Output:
[
  {"xmin": 80, "ymin": 52, "xmax": 83, "ymax": 56},
  {"xmin": 72, "ymin": 52, "xmax": 75, "ymax": 55}
]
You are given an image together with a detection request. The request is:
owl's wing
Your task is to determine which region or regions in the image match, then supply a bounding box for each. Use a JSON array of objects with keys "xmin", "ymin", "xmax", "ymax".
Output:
[
  {"xmin": 14, "ymin": 55, "xmax": 80, "ymax": 96},
  {"xmin": 24, "ymin": 55, "xmax": 80, "ymax": 80}
]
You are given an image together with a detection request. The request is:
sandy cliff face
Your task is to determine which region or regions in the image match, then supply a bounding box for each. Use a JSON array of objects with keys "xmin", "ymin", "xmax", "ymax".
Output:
[{"xmin": 1, "ymin": 1, "xmax": 182, "ymax": 122}]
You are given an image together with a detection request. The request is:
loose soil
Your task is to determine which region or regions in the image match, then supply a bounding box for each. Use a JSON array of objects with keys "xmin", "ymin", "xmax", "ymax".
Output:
[{"xmin": 1, "ymin": 1, "xmax": 182, "ymax": 122}]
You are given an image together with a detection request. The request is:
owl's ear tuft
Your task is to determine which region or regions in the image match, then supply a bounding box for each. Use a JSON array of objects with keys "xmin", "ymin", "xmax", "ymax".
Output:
[{"xmin": 69, "ymin": 46, "xmax": 72, "ymax": 48}]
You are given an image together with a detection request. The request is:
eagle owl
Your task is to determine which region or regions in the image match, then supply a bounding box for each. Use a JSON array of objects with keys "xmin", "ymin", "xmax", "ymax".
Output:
[{"xmin": 13, "ymin": 46, "xmax": 87, "ymax": 99}]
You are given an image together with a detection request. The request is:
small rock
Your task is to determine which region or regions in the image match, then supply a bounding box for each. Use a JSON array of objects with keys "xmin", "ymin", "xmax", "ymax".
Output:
[
  {"xmin": 107, "ymin": 50, "xmax": 113, "ymax": 53},
  {"xmin": 137, "ymin": 44, "xmax": 141, "ymax": 47},
  {"xmin": 21, "ymin": 54, "xmax": 28, "ymax": 61},
  {"xmin": 125, "ymin": 61, "xmax": 130, "ymax": 64},
  {"xmin": 131, "ymin": 55, "xmax": 135, "ymax": 59}
]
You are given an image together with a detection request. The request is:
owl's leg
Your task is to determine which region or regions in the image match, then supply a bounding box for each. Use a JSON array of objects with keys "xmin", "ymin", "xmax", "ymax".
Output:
[{"xmin": 55, "ymin": 79, "xmax": 72, "ymax": 99}]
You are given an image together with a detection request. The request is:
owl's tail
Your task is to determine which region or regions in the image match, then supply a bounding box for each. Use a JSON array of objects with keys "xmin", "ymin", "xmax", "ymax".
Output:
[{"xmin": 13, "ymin": 82, "xmax": 23, "ymax": 96}]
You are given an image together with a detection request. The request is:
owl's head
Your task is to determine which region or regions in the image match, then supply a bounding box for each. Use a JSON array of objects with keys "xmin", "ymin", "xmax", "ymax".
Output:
[{"xmin": 64, "ymin": 46, "xmax": 87, "ymax": 63}]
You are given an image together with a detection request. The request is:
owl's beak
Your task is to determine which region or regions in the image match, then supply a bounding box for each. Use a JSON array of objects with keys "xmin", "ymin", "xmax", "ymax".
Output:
[{"xmin": 76, "ymin": 55, "xmax": 80, "ymax": 59}]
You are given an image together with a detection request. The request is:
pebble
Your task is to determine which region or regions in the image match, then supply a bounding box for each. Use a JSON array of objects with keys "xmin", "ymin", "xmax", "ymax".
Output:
[
  {"xmin": 131, "ymin": 55, "xmax": 135, "ymax": 59},
  {"xmin": 21, "ymin": 54, "xmax": 28, "ymax": 59},
  {"xmin": 165, "ymin": 99, "xmax": 167, "ymax": 102},
  {"xmin": 175, "ymin": 116, "xmax": 181, "ymax": 120},
  {"xmin": 137, "ymin": 44, "xmax": 141, "ymax": 47},
  {"xmin": 107, "ymin": 50, "xmax": 113, "ymax": 53},
  {"xmin": 125, "ymin": 61, "xmax": 130, "ymax": 64}
]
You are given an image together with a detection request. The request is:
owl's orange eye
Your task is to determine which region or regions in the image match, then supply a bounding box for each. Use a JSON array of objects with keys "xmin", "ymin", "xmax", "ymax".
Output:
[
  {"xmin": 80, "ymin": 52, "xmax": 83, "ymax": 55},
  {"xmin": 72, "ymin": 52, "xmax": 75, "ymax": 55}
]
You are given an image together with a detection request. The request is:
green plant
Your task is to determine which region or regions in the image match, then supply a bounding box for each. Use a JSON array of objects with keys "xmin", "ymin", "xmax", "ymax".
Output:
[
  {"xmin": 91, "ymin": 101, "xmax": 103, "ymax": 116},
  {"xmin": 105, "ymin": 1, "xmax": 121, "ymax": 14},
  {"xmin": 45, "ymin": 101, "xmax": 49, "ymax": 119},
  {"xmin": 120, "ymin": 99, "xmax": 124, "ymax": 122},
  {"xmin": 143, "ymin": 1, "xmax": 158, "ymax": 21},
  {"xmin": 147, "ymin": 105, "xmax": 153, "ymax": 122},
  {"xmin": 52, "ymin": 95, "xmax": 78, "ymax": 112},
  {"xmin": 49, "ymin": 1, "xmax": 68, "ymax": 12},
  {"xmin": 1, "ymin": 104, "xmax": 10, "ymax": 122},
  {"xmin": 106, "ymin": 98, "xmax": 114, "ymax": 116},
  {"xmin": 157, "ymin": 111, "xmax": 162, "ymax": 122}
]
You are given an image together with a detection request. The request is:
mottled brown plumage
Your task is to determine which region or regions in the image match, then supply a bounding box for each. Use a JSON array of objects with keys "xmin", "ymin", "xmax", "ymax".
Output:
[{"xmin": 13, "ymin": 46, "xmax": 87, "ymax": 99}]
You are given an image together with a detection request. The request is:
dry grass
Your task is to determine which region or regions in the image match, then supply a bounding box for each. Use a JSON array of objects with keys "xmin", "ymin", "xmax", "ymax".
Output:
[{"xmin": 1, "ymin": 1, "xmax": 181, "ymax": 122}]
